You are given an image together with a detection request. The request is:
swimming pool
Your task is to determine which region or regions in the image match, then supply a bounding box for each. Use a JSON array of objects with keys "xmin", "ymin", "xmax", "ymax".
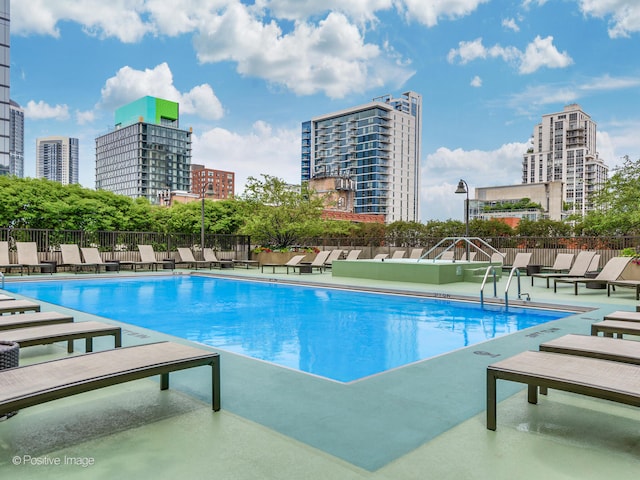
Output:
[{"xmin": 5, "ymin": 276, "xmax": 571, "ymax": 382}]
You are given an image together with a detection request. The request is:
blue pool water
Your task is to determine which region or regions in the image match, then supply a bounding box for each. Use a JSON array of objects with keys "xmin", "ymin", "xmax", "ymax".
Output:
[{"xmin": 5, "ymin": 276, "xmax": 571, "ymax": 382}]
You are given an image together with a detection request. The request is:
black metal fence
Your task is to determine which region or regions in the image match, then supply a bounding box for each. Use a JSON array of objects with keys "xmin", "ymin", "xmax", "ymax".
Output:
[{"xmin": 0, "ymin": 228, "xmax": 252, "ymax": 262}]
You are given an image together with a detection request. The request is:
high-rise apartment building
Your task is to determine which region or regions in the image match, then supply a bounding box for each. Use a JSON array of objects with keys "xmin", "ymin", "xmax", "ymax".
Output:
[
  {"xmin": 0, "ymin": 1, "xmax": 10, "ymax": 176},
  {"xmin": 9, "ymin": 99, "xmax": 24, "ymax": 177},
  {"xmin": 36, "ymin": 136, "xmax": 79, "ymax": 185},
  {"xmin": 95, "ymin": 96, "xmax": 192, "ymax": 203},
  {"xmin": 191, "ymin": 164, "xmax": 235, "ymax": 199},
  {"xmin": 522, "ymin": 104, "xmax": 608, "ymax": 217},
  {"xmin": 302, "ymin": 91, "xmax": 422, "ymax": 223}
]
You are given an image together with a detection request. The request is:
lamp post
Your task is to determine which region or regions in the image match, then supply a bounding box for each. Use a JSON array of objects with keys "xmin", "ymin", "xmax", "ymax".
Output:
[
  {"xmin": 201, "ymin": 183, "xmax": 213, "ymax": 250},
  {"xmin": 455, "ymin": 179, "xmax": 470, "ymax": 261}
]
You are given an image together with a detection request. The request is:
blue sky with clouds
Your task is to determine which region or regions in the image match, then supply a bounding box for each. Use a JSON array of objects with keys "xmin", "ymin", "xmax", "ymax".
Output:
[{"xmin": 9, "ymin": 0, "xmax": 640, "ymax": 221}]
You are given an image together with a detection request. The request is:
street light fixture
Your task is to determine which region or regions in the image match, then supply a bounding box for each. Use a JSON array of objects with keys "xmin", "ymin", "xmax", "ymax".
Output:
[
  {"xmin": 455, "ymin": 179, "xmax": 470, "ymax": 261},
  {"xmin": 201, "ymin": 183, "xmax": 213, "ymax": 250}
]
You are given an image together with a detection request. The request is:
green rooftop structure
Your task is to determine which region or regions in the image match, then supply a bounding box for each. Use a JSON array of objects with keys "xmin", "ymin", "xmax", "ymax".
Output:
[
  {"xmin": 115, "ymin": 96, "xmax": 179, "ymax": 129},
  {"xmin": 96, "ymin": 96, "xmax": 191, "ymax": 204}
]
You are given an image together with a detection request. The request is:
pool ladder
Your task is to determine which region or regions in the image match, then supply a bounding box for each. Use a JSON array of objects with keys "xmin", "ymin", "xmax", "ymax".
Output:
[{"xmin": 480, "ymin": 266, "xmax": 530, "ymax": 308}]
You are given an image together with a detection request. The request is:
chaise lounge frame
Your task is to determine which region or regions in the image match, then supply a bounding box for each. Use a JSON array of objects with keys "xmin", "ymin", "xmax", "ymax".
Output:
[
  {"xmin": 486, "ymin": 350, "xmax": 640, "ymax": 431},
  {"xmin": 0, "ymin": 341, "xmax": 221, "ymax": 416}
]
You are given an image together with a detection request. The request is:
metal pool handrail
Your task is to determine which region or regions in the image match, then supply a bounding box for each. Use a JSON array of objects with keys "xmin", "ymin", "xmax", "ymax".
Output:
[{"xmin": 480, "ymin": 265, "xmax": 498, "ymax": 307}]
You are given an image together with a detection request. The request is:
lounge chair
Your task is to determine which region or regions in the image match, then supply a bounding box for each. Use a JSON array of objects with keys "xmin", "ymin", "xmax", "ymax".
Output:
[
  {"xmin": 345, "ymin": 250, "xmax": 361, "ymax": 260},
  {"xmin": 440, "ymin": 251, "xmax": 454, "ymax": 261},
  {"xmin": 502, "ymin": 252, "xmax": 532, "ymax": 273},
  {"xmin": 261, "ymin": 254, "xmax": 307, "ymax": 273},
  {"xmin": 0, "ymin": 300, "xmax": 41, "ymax": 315},
  {"xmin": 539, "ymin": 334, "xmax": 640, "ymax": 365},
  {"xmin": 81, "ymin": 247, "xmax": 120, "ymax": 272},
  {"xmin": 0, "ymin": 241, "xmax": 23, "ymax": 274},
  {"xmin": 60, "ymin": 244, "xmax": 100, "ymax": 273},
  {"xmin": 607, "ymin": 278, "xmax": 640, "ymax": 300},
  {"xmin": 540, "ymin": 253, "xmax": 574, "ymax": 273},
  {"xmin": 177, "ymin": 247, "xmax": 213, "ymax": 269},
  {"xmin": 588, "ymin": 254, "xmax": 601, "ymax": 272},
  {"xmin": 531, "ymin": 251, "xmax": 596, "ymax": 287},
  {"xmin": 322, "ymin": 249, "xmax": 343, "ymax": 270},
  {"xmin": 391, "ymin": 250, "xmax": 406, "ymax": 259},
  {"xmin": 460, "ymin": 251, "xmax": 477, "ymax": 261},
  {"xmin": 553, "ymin": 256, "xmax": 632, "ymax": 294},
  {"xmin": 289, "ymin": 250, "xmax": 331, "ymax": 274},
  {"xmin": 202, "ymin": 248, "xmax": 234, "ymax": 269},
  {"xmin": 409, "ymin": 248, "xmax": 423, "ymax": 259},
  {"xmin": 373, "ymin": 253, "xmax": 389, "ymax": 260},
  {"xmin": 138, "ymin": 245, "xmax": 165, "ymax": 271},
  {"xmin": 232, "ymin": 256, "xmax": 259, "ymax": 269},
  {"xmin": 0, "ymin": 321, "xmax": 122, "ymax": 353},
  {"xmin": 0, "ymin": 341, "xmax": 221, "ymax": 417},
  {"xmin": 16, "ymin": 242, "xmax": 51, "ymax": 274},
  {"xmin": 591, "ymin": 320, "xmax": 640, "ymax": 338},
  {"xmin": 0, "ymin": 311, "xmax": 73, "ymax": 330},
  {"xmin": 486, "ymin": 350, "xmax": 640, "ymax": 431},
  {"xmin": 603, "ymin": 310, "xmax": 640, "ymax": 322}
]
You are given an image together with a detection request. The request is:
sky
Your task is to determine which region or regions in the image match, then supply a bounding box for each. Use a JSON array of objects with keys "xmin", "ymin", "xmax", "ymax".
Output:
[{"xmin": 9, "ymin": 0, "xmax": 640, "ymax": 222}]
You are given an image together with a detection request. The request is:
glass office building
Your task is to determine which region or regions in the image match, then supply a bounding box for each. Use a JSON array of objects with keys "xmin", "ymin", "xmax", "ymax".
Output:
[
  {"xmin": 0, "ymin": 0, "xmax": 10, "ymax": 177},
  {"xmin": 36, "ymin": 136, "xmax": 79, "ymax": 185},
  {"xmin": 302, "ymin": 91, "xmax": 421, "ymax": 223},
  {"xmin": 9, "ymin": 99, "xmax": 23, "ymax": 177},
  {"xmin": 95, "ymin": 96, "xmax": 192, "ymax": 203}
]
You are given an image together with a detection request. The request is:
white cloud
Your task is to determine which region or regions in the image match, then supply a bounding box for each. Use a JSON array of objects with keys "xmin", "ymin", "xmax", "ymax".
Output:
[
  {"xmin": 24, "ymin": 100, "xmax": 71, "ymax": 121},
  {"xmin": 421, "ymin": 142, "xmax": 527, "ymax": 221},
  {"xmin": 193, "ymin": 7, "xmax": 412, "ymax": 98},
  {"xmin": 502, "ymin": 17, "xmax": 520, "ymax": 32},
  {"xmin": 518, "ymin": 35, "xmax": 573, "ymax": 74},
  {"xmin": 76, "ymin": 110, "xmax": 96, "ymax": 125},
  {"xmin": 399, "ymin": 0, "xmax": 490, "ymax": 27},
  {"xmin": 578, "ymin": 0, "xmax": 640, "ymax": 38},
  {"xmin": 11, "ymin": 0, "xmax": 152, "ymax": 42},
  {"xmin": 99, "ymin": 63, "xmax": 224, "ymax": 119},
  {"xmin": 192, "ymin": 121, "xmax": 301, "ymax": 195},
  {"xmin": 448, "ymin": 36, "xmax": 572, "ymax": 74},
  {"xmin": 470, "ymin": 75, "xmax": 482, "ymax": 87}
]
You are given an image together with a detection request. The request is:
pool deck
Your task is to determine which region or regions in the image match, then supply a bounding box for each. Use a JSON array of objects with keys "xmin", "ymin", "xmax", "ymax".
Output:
[{"xmin": 1, "ymin": 267, "xmax": 639, "ymax": 479}]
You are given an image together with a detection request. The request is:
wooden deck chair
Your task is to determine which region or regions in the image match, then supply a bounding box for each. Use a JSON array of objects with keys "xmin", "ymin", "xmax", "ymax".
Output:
[
  {"xmin": 260, "ymin": 254, "xmax": 307, "ymax": 273},
  {"xmin": 60, "ymin": 244, "xmax": 100, "ymax": 273},
  {"xmin": 553, "ymin": 256, "xmax": 632, "ymax": 295},
  {"xmin": 0, "ymin": 321, "xmax": 122, "ymax": 353},
  {"xmin": 440, "ymin": 251, "xmax": 454, "ymax": 261},
  {"xmin": 0, "ymin": 311, "xmax": 73, "ymax": 331},
  {"xmin": 0, "ymin": 300, "xmax": 41, "ymax": 315},
  {"xmin": 0, "ymin": 342, "xmax": 221, "ymax": 418},
  {"xmin": 530, "ymin": 251, "xmax": 596, "ymax": 288},
  {"xmin": 345, "ymin": 250, "xmax": 361, "ymax": 260},
  {"xmin": 0, "ymin": 241, "xmax": 23, "ymax": 274},
  {"xmin": 290, "ymin": 251, "xmax": 331, "ymax": 274},
  {"xmin": 323, "ymin": 249, "xmax": 343, "ymax": 269},
  {"xmin": 502, "ymin": 252, "xmax": 532, "ymax": 272},
  {"xmin": 177, "ymin": 247, "xmax": 213, "ymax": 269},
  {"xmin": 540, "ymin": 334, "xmax": 640, "ymax": 364},
  {"xmin": 541, "ymin": 253, "xmax": 574, "ymax": 273},
  {"xmin": 16, "ymin": 242, "xmax": 50, "ymax": 274},
  {"xmin": 486, "ymin": 350, "xmax": 640, "ymax": 431},
  {"xmin": 202, "ymin": 248, "xmax": 234, "ymax": 269}
]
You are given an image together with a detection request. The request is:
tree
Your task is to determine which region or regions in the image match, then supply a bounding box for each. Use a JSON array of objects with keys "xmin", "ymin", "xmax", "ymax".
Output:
[
  {"xmin": 237, "ymin": 175, "xmax": 326, "ymax": 248},
  {"xmin": 515, "ymin": 218, "xmax": 572, "ymax": 237},
  {"xmin": 578, "ymin": 155, "xmax": 640, "ymax": 235}
]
